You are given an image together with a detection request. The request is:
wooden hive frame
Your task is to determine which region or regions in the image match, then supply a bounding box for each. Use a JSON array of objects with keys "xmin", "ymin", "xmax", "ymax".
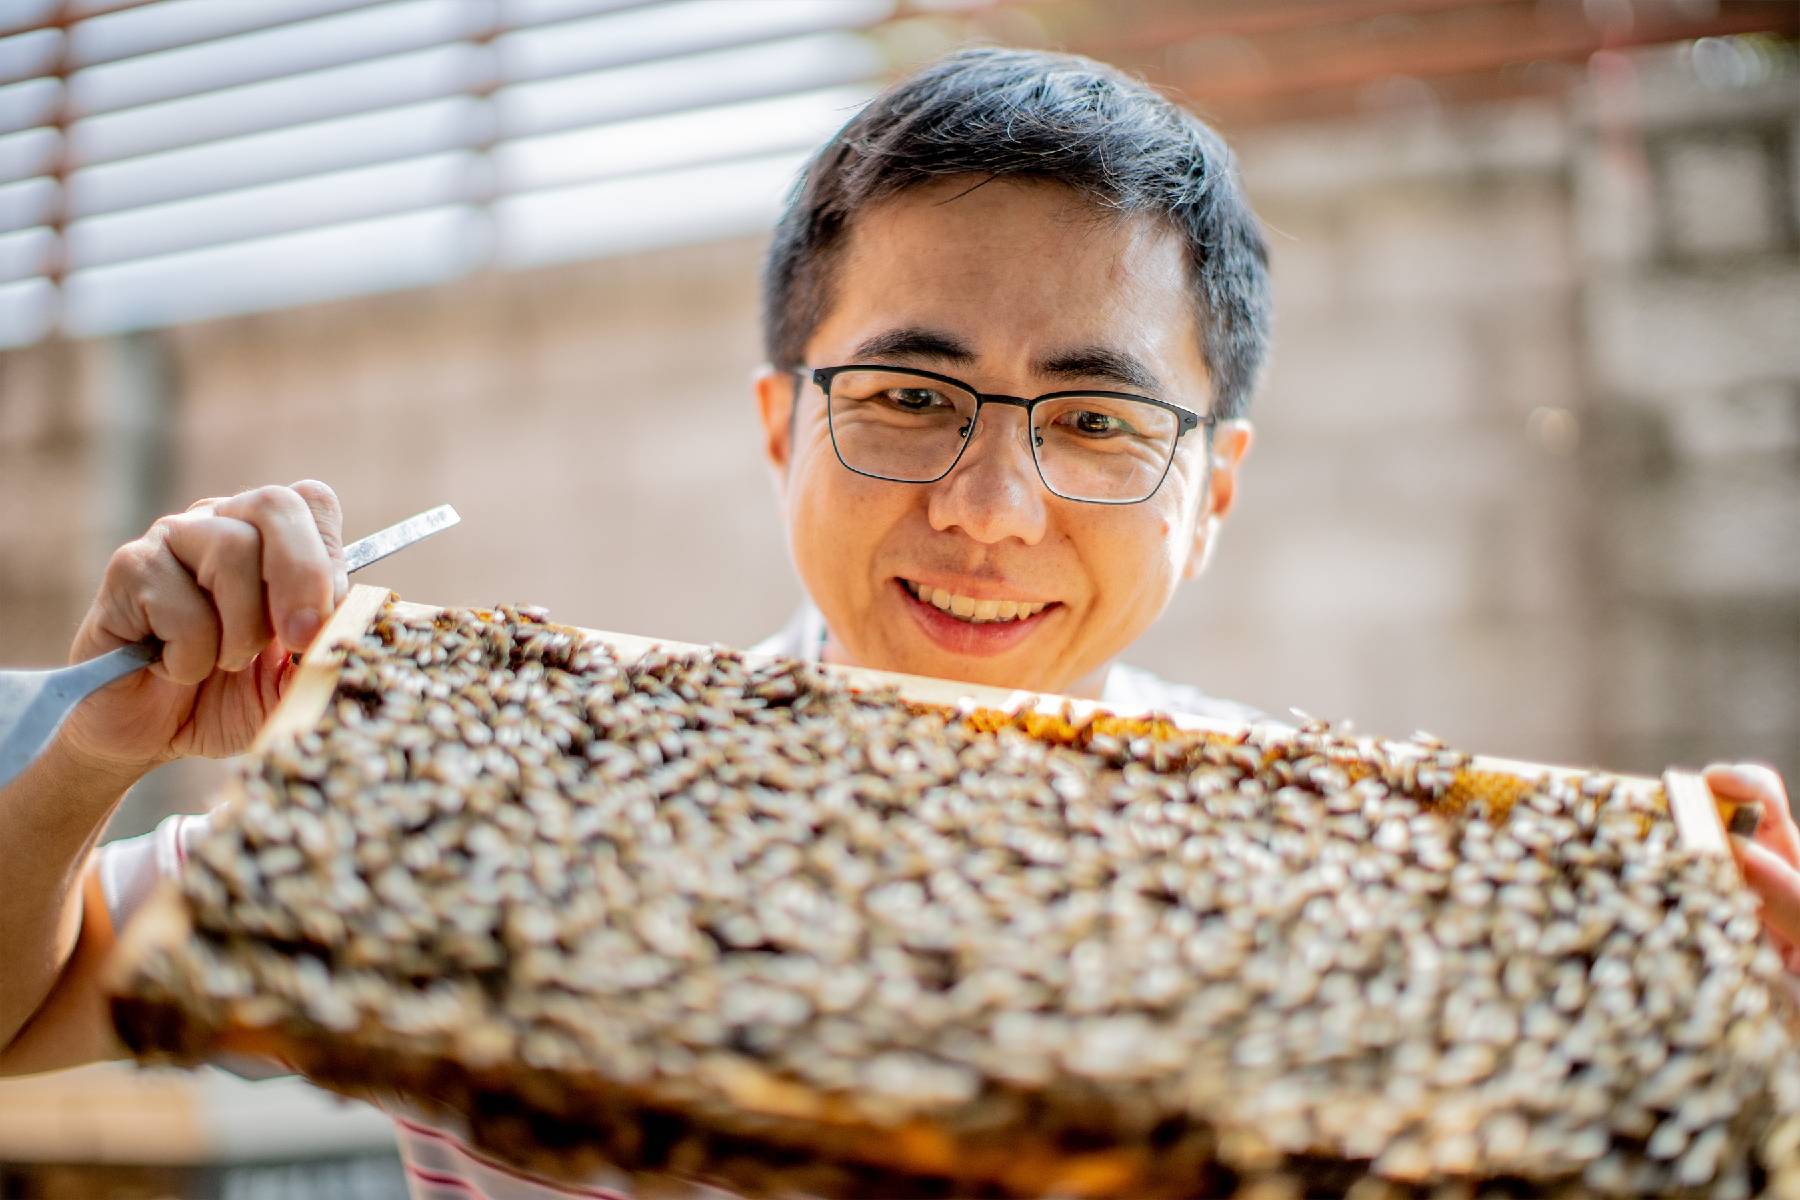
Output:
[{"xmin": 108, "ymin": 583, "xmax": 1763, "ymax": 1196}]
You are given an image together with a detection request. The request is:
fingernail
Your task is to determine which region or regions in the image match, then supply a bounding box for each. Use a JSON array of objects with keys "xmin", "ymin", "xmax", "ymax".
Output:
[
  {"xmin": 284, "ymin": 607, "xmax": 322, "ymax": 648},
  {"xmin": 1707, "ymin": 765, "xmax": 1759, "ymax": 791}
]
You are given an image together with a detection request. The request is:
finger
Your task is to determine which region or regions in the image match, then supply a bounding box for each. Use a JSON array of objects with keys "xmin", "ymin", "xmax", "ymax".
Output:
[
  {"xmin": 250, "ymin": 640, "xmax": 290, "ymax": 710},
  {"xmin": 1767, "ymin": 923, "xmax": 1797, "ymax": 965},
  {"xmin": 289, "ymin": 479, "xmax": 348, "ymax": 606},
  {"xmin": 1706, "ymin": 762, "xmax": 1799, "ymax": 867},
  {"xmin": 212, "ymin": 485, "xmax": 335, "ymax": 652},
  {"xmin": 1731, "ymin": 835, "xmax": 1800, "ymax": 949},
  {"xmin": 185, "ymin": 496, "xmax": 227, "ymax": 515},
  {"xmin": 93, "ymin": 529, "xmax": 222, "ymax": 685},
  {"xmin": 160, "ymin": 514, "xmax": 273, "ymax": 672}
]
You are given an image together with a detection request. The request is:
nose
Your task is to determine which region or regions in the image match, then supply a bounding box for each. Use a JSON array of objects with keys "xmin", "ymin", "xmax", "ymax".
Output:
[{"xmin": 925, "ymin": 404, "xmax": 1047, "ymax": 546}]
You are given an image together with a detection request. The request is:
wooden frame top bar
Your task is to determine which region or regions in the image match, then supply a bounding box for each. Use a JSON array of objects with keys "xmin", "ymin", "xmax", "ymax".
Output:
[{"xmin": 277, "ymin": 585, "xmax": 1735, "ymax": 860}]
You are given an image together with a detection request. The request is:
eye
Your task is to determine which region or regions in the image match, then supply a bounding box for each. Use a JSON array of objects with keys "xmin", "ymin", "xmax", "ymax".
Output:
[
  {"xmin": 1057, "ymin": 408, "xmax": 1136, "ymax": 438},
  {"xmin": 883, "ymin": 387, "xmax": 951, "ymax": 412}
]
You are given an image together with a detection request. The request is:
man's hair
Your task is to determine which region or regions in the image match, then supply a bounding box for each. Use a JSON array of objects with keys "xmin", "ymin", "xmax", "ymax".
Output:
[{"xmin": 761, "ymin": 46, "xmax": 1271, "ymax": 420}]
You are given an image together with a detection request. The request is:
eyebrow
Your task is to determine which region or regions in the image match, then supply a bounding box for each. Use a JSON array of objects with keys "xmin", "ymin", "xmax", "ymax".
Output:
[
  {"xmin": 1034, "ymin": 345, "xmax": 1163, "ymax": 395},
  {"xmin": 849, "ymin": 326, "xmax": 1165, "ymax": 395},
  {"xmin": 849, "ymin": 326, "xmax": 976, "ymax": 364}
]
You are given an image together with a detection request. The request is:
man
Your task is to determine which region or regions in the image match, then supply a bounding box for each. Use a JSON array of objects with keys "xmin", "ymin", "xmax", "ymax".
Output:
[{"xmin": 2, "ymin": 47, "xmax": 1794, "ymax": 1199}]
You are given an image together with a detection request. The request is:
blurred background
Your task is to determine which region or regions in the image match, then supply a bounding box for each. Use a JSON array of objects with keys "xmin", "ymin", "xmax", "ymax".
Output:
[{"xmin": 0, "ymin": 0, "xmax": 1796, "ymax": 1195}]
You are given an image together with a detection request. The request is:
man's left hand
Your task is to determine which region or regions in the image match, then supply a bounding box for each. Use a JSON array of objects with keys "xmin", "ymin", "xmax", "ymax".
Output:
[{"xmin": 1707, "ymin": 763, "xmax": 1800, "ymax": 974}]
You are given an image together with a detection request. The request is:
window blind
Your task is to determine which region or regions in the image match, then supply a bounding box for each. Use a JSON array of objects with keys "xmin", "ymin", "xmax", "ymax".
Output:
[{"xmin": 0, "ymin": 0, "xmax": 898, "ymax": 348}]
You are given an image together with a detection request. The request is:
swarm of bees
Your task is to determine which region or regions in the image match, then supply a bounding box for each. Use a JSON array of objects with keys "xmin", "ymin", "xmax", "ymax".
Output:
[{"xmin": 113, "ymin": 601, "xmax": 1800, "ymax": 1199}]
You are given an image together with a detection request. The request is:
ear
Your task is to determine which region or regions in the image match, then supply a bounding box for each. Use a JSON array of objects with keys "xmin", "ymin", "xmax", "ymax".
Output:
[
  {"xmin": 1181, "ymin": 418, "xmax": 1253, "ymax": 582},
  {"xmin": 753, "ymin": 366, "xmax": 797, "ymax": 479}
]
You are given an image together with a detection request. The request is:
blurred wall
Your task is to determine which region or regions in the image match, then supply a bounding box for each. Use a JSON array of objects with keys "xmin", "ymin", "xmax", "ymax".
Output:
[
  {"xmin": 1149, "ymin": 55, "xmax": 1800, "ymax": 786},
  {"xmin": 0, "ymin": 49, "xmax": 1794, "ymax": 836}
]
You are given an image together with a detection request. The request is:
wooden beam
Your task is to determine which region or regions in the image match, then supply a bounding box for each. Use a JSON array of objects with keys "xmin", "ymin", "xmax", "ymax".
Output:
[
  {"xmin": 1154, "ymin": 3, "xmax": 1797, "ymax": 108},
  {"xmin": 1176, "ymin": 64, "xmax": 1576, "ymax": 129},
  {"xmin": 1073, "ymin": 0, "xmax": 1535, "ymax": 58}
]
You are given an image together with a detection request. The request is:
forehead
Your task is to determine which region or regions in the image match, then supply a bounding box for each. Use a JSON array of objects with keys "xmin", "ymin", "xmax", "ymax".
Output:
[{"xmin": 819, "ymin": 177, "xmax": 1207, "ymax": 384}]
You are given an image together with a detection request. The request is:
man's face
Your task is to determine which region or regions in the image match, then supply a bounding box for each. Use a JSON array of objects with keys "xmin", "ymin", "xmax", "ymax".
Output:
[{"xmin": 755, "ymin": 177, "xmax": 1252, "ymax": 696}]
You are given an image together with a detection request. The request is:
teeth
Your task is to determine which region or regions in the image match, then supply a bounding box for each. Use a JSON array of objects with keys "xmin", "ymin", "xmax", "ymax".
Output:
[{"xmin": 904, "ymin": 581, "xmax": 1049, "ymax": 624}]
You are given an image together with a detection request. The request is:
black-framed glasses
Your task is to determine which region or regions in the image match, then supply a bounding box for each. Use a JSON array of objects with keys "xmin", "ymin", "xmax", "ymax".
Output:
[{"xmin": 798, "ymin": 364, "xmax": 1211, "ymax": 505}]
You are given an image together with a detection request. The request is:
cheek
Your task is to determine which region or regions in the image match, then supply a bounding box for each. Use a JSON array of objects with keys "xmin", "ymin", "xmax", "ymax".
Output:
[
  {"xmin": 787, "ymin": 452, "xmax": 904, "ymax": 584},
  {"xmin": 789, "ymin": 459, "xmax": 852, "ymax": 566},
  {"xmin": 788, "ymin": 424, "xmax": 849, "ymax": 536},
  {"xmin": 1072, "ymin": 506, "xmax": 1186, "ymax": 608}
]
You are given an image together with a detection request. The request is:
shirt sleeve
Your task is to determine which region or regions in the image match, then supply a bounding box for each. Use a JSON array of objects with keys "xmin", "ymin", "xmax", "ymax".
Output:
[
  {"xmin": 747, "ymin": 604, "xmax": 822, "ymax": 662},
  {"xmin": 96, "ymin": 808, "xmax": 299, "ymax": 1080},
  {"xmin": 96, "ymin": 810, "xmax": 217, "ymax": 936}
]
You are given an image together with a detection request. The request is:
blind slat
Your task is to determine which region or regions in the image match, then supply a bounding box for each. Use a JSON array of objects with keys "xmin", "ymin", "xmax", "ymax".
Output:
[
  {"xmin": 71, "ymin": 0, "xmax": 380, "ymax": 69},
  {"xmin": 0, "ymin": 276, "xmax": 53, "ymax": 350},
  {"xmin": 0, "ymin": 78, "xmax": 61, "ymax": 138},
  {"xmin": 71, "ymin": 0, "xmax": 496, "ymax": 118},
  {"xmin": 0, "ymin": 1, "xmax": 61, "ymax": 41},
  {"xmin": 66, "ymin": 151, "xmax": 477, "ymax": 271},
  {"xmin": 0, "ymin": 127, "xmax": 59, "ymax": 187},
  {"xmin": 69, "ymin": 44, "xmax": 481, "ymax": 167},
  {"xmin": 495, "ymin": 31, "xmax": 880, "ymax": 140},
  {"xmin": 0, "ymin": 27, "xmax": 61, "ymax": 89},
  {"xmin": 496, "ymin": 150, "xmax": 803, "ymax": 268},
  {"xmin": 9, "ymin": 0, "xmax": 672, "ymax": 62},
  {"xmin": 69, "ymin": 98, "xmax": 478, "ymax": 220},
  {"xmin": 496, "ymin": 85, "xmax": 866, "ymax": 196},
  {"xmin": 0, "ymin": 225, "xmax": 53, "ymax": 285},
  {"xmin": 68, "ymin": 3, "xmax": 157, "ymax": 20},
  {"xmin": 499, "ymin": 0, "xmax": 893, "ymax": 86},
  {"xmin": 62, "ymin": 204, "xmax": 483, "ymax": 336},
  {"xmin": 0, "ymin": 176, "xmax": 57, "ymax": 236},
  {"xmin": 500, "ymin": 0, "xmax": 662, "ymax": 28}
]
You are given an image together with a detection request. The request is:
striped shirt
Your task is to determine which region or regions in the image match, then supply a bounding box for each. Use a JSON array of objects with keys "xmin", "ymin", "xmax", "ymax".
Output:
[{"xmin": 95, "ymin": 609, "xmax": 1259, "ymax": 1198}]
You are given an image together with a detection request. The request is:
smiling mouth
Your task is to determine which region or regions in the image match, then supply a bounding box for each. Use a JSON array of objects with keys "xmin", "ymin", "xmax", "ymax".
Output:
[{"xmin": 899, "ymin": 579, "xmax": 1054, "ymax": 624}]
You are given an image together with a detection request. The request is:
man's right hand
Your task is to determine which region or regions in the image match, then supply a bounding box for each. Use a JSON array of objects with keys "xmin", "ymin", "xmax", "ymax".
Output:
[{"xmin": 55, "ymin": 480, "xmax": 349, "ymax": 780}]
